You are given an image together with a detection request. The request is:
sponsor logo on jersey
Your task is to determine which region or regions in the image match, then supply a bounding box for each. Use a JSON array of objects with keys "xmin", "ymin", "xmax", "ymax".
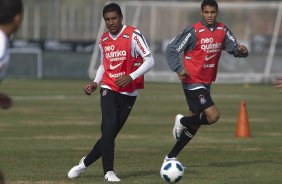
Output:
[
  {"xmin": 201, "ymin": 38, "xmax": 214, "ymax": 44},
  {"xmin": 134, "ymin": 36, "xmax": 146, "ymax": 54},
  {"xmin": 104, "ymin": 45, "xmax": 127, "ymax": 62},
  {"xmin": 199, "ymin": 29, "xmax": 205, "ymax": 33},
  {"xmin": 109, "ymin": 62, "xmax": 123, "ymax": 70},
  {"xmin": 176, "ymin": 33, "xmax": 191, "ymax": 52},
  {"xmin": 105, "ymin": 50, "xmax": 127, "ymax": 59},
  {"xmin": 104, "ymin": 45, "xmax": 115, "ymax": 52},
  {"xmin": 217, "ymin": 27, "xmax": 224, "ymax": 30},
  {"xmin": 123, "ymin": 34, "xmax": 130, "ymax": 39},
  {"xmin": 205, "ymin": 54, "xmax": 217, "ymax": 61},
  {"xmin": 200, "ymin": 37, "xmax": 222, "ymax": 52},
  {"xmin": 203, "ymin": 63, "xmax": 215, "ymax": 68},
  {"xmin": 110, "ymin": 71, "xmax": 125, "ymax": 78},
  {"xmin": 102, "ymin": 36, "xmax": 108, "ymax": 42}
]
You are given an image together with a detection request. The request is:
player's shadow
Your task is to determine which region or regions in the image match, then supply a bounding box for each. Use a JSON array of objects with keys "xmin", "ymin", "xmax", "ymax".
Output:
[
  {"xmin": 78, "ymin": 174, "xmax": 103, "ymax": 180},
  {"xmin": 121, "ymin": 168, "xmax": 198, "ymax": 180},
  {"xmin": 79, "ymin": 169, "xmax": 157, "ymax": 180},
  {"xmin": 121, "ymin": 169, "xmax": 156, "ymax": 179},
  {"xmin": 209, "ymin": 160, "xmax": 282, "ymax": 167}
]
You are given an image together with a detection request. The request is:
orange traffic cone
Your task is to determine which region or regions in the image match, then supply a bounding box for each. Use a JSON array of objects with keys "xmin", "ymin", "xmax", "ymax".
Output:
[{"xmin": 235, "ymin": 100, "xmax": 251, "ymax": 138}]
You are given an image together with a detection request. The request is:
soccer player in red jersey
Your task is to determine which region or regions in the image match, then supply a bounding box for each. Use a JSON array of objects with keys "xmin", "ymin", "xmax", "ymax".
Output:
[
  {"xmin": 67, "ymin": 3, "xmax": 154, "ymax": 182},
  {"xmin": 164, "ymin": 0, "xmax": 248, "ymax": 162}
]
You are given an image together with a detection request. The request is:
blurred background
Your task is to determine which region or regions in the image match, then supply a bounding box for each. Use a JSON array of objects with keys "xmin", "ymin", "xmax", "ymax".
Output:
[{"xmin": 8, "ymin": 0, "xmax": 282, "ymax": 83}]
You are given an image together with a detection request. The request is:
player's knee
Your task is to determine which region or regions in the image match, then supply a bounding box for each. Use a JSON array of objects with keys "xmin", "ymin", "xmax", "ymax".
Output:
[{"xmin": 207, "ymin": 112, "xmax": 220, "ymax": 124}]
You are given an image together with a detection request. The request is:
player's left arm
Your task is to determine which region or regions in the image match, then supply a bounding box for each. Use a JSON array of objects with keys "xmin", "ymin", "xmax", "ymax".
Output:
[
  {"xmin": 130, "ymin": 30, "xmax": 154, "ymax": 79},
  {"xmin": 223, "ymin": 26, "xmax": 248, "ymax": 58},
  {"xmin": 115, "ymin": 30, "xmax": 154, "ymax": 87}
]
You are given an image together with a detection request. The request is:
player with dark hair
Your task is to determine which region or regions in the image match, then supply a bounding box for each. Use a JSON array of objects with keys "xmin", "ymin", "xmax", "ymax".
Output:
[
  {"xmin": 164, "ymin": 0, "xmax": 248, "ymax": 162},
  {"xmin": 0, "ymin": 0, "xmax": 23, "ymax": 109},
  {"xmin": 67, "ymin": 3, "xmax": 154, "ymax": 182},
  {"xmin": 103, "ymin": 3, "xmax": 123, "ymax": 18}
]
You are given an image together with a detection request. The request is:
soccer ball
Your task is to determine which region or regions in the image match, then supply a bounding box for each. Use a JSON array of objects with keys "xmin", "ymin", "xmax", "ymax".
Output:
[{"xmin": 160, "ymin": 160, "xmax": 184, "ymax": 183}]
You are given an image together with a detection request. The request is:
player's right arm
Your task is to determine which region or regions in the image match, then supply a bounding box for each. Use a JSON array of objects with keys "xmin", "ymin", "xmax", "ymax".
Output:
[
  {"xmin": 84, "ymin": 44, "xmax": 105, "ymax": 95},
  {"xmin": 165, "ymin": 26, "xmax": 196, "ymax": 74}
]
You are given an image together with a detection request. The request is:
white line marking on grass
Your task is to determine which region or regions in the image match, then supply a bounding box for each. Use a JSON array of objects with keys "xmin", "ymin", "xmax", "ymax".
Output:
[
  {"xmin": 142, "ymin": 94, "xmax": 266, "ymax": 100},
  {"xmin": 220, "ymin": 118, "xmax": 268, "ymax": 123},
  {"xmin": 212, "ymin": 94, "xmax": 267, "ymax": 99},
  {"xmin": 12, "ymin": 95, "xmax": 90, "ymax": 101}
]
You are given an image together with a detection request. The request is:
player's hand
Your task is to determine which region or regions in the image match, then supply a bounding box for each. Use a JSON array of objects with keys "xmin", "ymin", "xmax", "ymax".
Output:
[
  {"xmin": 84, "ymin": 82, "xmax": 98, "ymax": 95},
  {"xmin": 0, "ymin": 92, "xmax": 12, "ymax": 109},
  {"xmin": 274, "ymin": 77, "xmax": 282, "ymax": 93},
  {"xmin": 115, "ymin": 75, "xmax": 133, "ymax": 88},
  {"xmin": 177, "ymin": 69, "xmax": 188, "ymax": 82},
  {"xmin": 238, "ymin": 44, "xmax": 248, "ymax": 54}
]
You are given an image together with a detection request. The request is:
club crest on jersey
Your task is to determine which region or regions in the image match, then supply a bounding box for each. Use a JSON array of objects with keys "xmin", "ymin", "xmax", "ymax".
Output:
[
  {"xmin": 102, "ymin": 89, "xmax": 108, "ymax": 96},
  {"xmin": 123, "ymin": 34, "xmax": 130, "ymax": 39},
  {"xmin": 199, "ymin": 95, "xmax": 207, "ymax": 105},
  {"xmin": 102, "ymin": 36, "xmax": 108, "ymax": 42}
]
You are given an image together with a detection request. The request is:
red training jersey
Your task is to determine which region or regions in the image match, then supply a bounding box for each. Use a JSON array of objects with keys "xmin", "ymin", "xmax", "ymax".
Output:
[
  {"xmin": 183, "ymin": 21, "xmax": 226, "ymax": 84},
  {"xmin": 100, "ymin": 26, "xmax": 144, "ymax": 93}
]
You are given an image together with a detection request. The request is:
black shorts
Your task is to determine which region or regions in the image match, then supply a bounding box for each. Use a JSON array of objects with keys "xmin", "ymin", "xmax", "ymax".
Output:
[{"xmin": 183, "ymin": 88, "xmax": 214, "ymax": 114}]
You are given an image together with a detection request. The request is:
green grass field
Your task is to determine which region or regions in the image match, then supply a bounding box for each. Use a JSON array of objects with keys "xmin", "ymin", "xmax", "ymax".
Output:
[{"xmin": 1, "ymin": 79, "xmax": 282, "ymax": 184}]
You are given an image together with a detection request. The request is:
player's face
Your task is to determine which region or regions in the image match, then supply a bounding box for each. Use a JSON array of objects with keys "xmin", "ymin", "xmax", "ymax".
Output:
[
  {"xmin": 104, "ymin": 11, "xmax": 123, "ymax": 35},
  {"xmin": 201, "ymin": 5, "xmax": 218, "ymax": 25}
]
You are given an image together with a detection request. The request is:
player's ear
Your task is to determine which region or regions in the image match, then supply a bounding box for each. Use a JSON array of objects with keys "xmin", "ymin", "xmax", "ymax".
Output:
[{"xmin": 13, "ymin": 13, "xmax": 23, "ymax": 27}]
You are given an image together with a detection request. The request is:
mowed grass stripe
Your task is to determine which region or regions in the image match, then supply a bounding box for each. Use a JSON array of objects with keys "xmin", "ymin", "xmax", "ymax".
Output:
[{"xmin": 0, "ymin": 79, "xmax": 282, "ymax": 184}]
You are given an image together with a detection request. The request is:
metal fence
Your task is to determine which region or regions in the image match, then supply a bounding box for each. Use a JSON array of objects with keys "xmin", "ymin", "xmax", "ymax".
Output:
[{"xmin": 9, "ymin": 0, "xmax": 282, "ymax": 83}]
